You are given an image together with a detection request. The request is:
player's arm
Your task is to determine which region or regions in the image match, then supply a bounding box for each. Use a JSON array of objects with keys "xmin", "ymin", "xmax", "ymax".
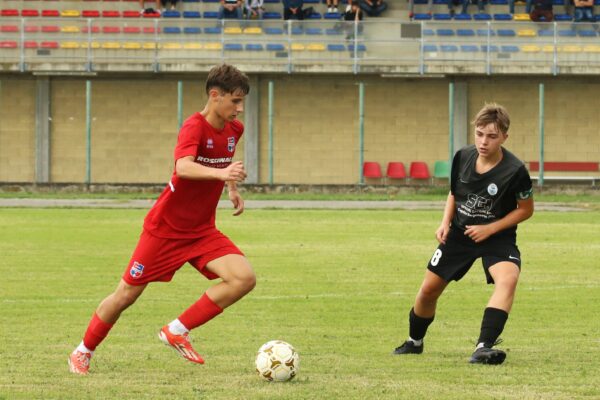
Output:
[
  {"xmin": 436, "ymin": 191, "xmax": 455, "ymax": 244},
  {"xmin": 465, "ymin": 197, "xmax": 534, "ymax": 243},
  {"xmin": 175, "ymin": 156, "xmax": 247, "ymax": 182},
  {"xmin": 227, "ymin": 180, "xmax": 245, "ymax": 216}
]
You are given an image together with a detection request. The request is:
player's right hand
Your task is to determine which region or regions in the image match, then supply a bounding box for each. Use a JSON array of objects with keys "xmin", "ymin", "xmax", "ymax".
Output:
[
  {"xmin": 435, "ymin": 224, "xmax": 449, "ymax": 244},
  {"xmin": 221, "ymin": 161, "xmax": 247, "ymax": 182}
]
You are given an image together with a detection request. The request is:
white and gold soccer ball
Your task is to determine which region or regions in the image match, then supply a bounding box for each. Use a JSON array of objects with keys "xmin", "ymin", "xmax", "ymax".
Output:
[{"xmin": 255, "ymin": 340, "xmax": 299, "ymax": 382}]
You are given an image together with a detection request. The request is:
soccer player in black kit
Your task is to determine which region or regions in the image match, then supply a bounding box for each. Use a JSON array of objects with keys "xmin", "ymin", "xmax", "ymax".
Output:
[{"xmin": 393, "ymin": 103, "xmax": 534, "ymax": 364}]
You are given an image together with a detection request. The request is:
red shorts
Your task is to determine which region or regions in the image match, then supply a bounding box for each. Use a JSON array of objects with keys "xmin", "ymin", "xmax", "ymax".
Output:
[{"xmin": 122, "ymin": 229, "xmax": 244, "ymax": 286}]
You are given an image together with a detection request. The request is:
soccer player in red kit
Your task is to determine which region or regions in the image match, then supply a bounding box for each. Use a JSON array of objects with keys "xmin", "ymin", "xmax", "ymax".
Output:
[{"xmin": 69, "ymin": 64, "xmax": 256, "ymax": 375}]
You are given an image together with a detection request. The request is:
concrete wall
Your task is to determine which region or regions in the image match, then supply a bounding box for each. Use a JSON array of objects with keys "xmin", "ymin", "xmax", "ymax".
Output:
[{"xmin": 1, "ymin": 74, "xmax": 599, "ymax": 184}]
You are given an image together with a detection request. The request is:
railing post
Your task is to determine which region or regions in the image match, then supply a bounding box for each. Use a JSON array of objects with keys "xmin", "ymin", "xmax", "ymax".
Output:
[{"xmin": 419, "ymin": 21, "xmax": 425, "ymax": 75}]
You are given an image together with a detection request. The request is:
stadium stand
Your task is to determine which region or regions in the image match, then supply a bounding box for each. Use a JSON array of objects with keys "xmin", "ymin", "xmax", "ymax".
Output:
[
  {"xmin": 386, "ymin": 162, "xmax": 407, "ymax": 182},
  {"xmin": 363, "ymin": 161, "xmax": 383, "ymax": 183}
]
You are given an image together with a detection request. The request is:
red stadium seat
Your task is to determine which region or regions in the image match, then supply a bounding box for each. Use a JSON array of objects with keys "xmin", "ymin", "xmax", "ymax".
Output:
[
  {"xmin": 1, "ymin": 9, "xmax": 20, "ymax": 17},
  {"xmin": 42, "ymin": 25, "xmax": 60, "ymax": 33},
  {"xmin": 363, "ymin": 162, "xmax": 383, "ymax": 180},
  {"xmin": 41, "ymin": 10, "xmax": 60, "ymax": 17},
  {"xmin": 386, "ymin": 162, "xmax": 407, "ymax": 179},
  {"xmin": 102, "ymin": 26, "xmax": 121, "ymax": 33},
  {"xmin": 24, "ymin": 41, "xmax": 39, "ymax": 49},
  {"xmin": 81, "ymin": 26, "xmax": 101, "ymax": 33},
  {"xmin": 143, "ymin": 26, "xmax": 159, "ymax": 33},
  {"xmin": 409, "ymin": 161, "xmax": 431, "ymax": 180},
  {"xmin": 1, "ymin": 25, "xmax": 19, "ymax": 33},
  {"xmin": 102, "ymin": 10, "xmax": 121, "ymax": 17},
  {"xmin": 0, "ymin": 41, "xmax": 18, "ymax": 49},
  {"xmin": 123, "ymin": 10, "xmax": 142, "ymax": 17},
  {"xmin": 143, "ymin": 11, "xmax": 161, "ymax": 18},
  {"xmin": 124, "ymin": 26, "xmax": 142, "ymax": 33},
  {"xmin": 21, "ymin": 9, "xmax": 40, "ymax": 17},
  {"xmin": 82, "ymin": 10, "xmax": 101, "ymax": 17},
  {"xmin": 25, "ymin": 25, "xmax": 40, "ymax": 33},
  {"xmin": 41, "ymin": 41, "xmax": 59, "ymax": 49}
]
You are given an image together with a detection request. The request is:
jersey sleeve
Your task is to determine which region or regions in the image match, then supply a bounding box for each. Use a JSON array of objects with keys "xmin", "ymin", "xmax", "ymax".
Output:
[
  {"xmin": 512, "ymin": 165, "xmax": 533, "ymax": 200},
  {"xmin": 174, "ymin": 120, "xmax": 202, "ymax": 161},
  {"xmin": 449, "ymin": 150, "xmax": 462, "ymax": 195}
]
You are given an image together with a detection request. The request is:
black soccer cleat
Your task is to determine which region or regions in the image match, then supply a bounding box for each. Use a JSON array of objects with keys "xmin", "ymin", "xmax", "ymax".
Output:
[
  {"xmin": 392, "ymin": 341, "xmax": 423, "ymax": 355},
  {"xmin": 469, "ymin": 346, "xmax": 506, "ymax": 365}
]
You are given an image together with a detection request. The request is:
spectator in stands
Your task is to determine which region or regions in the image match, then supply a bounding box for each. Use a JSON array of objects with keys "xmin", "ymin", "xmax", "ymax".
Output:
[
  {"xmin": 163, "ymin": 0, "xmax": 178, "ymax": 11},
  {"xmin": 219, "ymin": 0, "xmax": 244, "ymax": 19},
  {"xmin": 529, "ymin": 0, "xmax": 553, "ymax": 21},
  {"xmin": 139, "ymin": 0, "xmax": 163, "ymax": 14},
  {"xmin": 574, "ymin": 0, "xmax": 594, "ymax": 21},
  {"xmin": 467, "ymin": 0, "xmax": 487, "ymax": 13},
  {"xmin": 246, "ymin": 0, "xmax": 265, "ymax": 19},
  {"xmin": 359, "ymin": 0, "xmax": 387, "ymax": 17},
  {"xmin": 509, "ymin": 0, "xmax": 533, "ymax": 14},
  {"xmin": 283, "ymin": 0, "xmax": 304, "ymax": 20},
  {"xmin": 447, "ymin": 0, "xmax": 468, "ymax": 16},
  {"xmin": 343, "ymin": 0, "xmax": 363, "ymax": 39},
  {"xmin": 327, "ymin": 0, "xmax": 340, "ymax": 13}
]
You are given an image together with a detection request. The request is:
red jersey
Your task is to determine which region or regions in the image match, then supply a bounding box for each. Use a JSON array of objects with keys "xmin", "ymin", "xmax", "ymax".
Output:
[{"xmin": 143, "ymin": 112, "xmax": 244, "ymax": 239}]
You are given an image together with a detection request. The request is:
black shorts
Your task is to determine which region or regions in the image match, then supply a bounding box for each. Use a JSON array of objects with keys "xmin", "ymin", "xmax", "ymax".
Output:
[{"xmin": 427, "ymin": 227, "xmax": 521, "ymax": 284}]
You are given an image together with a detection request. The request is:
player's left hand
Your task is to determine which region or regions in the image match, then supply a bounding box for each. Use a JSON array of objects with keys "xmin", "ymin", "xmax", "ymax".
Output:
[
  {"xmin": 464, "ymin": 224, "xmax": 494, "ymax": 243},
  {"xmin": 229, "ymin": 189, "xmax": 244, "ymax": 216}
]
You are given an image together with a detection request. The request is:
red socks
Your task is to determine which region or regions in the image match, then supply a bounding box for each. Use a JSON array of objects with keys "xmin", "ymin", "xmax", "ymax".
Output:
[
  {"xmin": 83, "ymin": 313, "xmax": 114, "ymax": 351},
  {"xmin": 178, "ymin": 293, "xmax": 223, "ymax": 331}
]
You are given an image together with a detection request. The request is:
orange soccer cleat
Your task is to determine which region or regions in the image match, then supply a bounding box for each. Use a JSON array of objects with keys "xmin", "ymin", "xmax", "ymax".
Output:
[
  {"xmin": 158, "ymin": 326, "xmax": 205, "ymax": 364},
  {"xmin": 68, "ymin": 350, "xmax": 91, "ymax": 375}
]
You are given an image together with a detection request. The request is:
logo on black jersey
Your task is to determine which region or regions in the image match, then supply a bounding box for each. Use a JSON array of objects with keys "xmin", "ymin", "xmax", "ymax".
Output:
[
  {"xmin": 465, "ymin": 194, "xmax": 492, "ymax": 212},
  {"xmin": 487, "ymin": 183, "xmax": 498, "ymax": 196},
  {"xmin": 227, "ymin": 137, "xmax": 235, "ymax": 152}
]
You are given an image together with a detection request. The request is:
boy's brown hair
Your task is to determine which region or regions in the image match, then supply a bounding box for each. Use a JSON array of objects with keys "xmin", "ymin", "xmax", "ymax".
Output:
[
  {"xmin": 205, "ymin": 64, "xmax": 250, "ymax": 96},
  {"xmin": 472, "ymin": 103, "xmax": 510, "ymax": 134}
]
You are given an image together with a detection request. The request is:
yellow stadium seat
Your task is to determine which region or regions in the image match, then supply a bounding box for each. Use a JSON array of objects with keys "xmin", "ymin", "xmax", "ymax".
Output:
[
  {"xmin": 291, "ymin": 43, "xmax": 305, "ymax": 51},
  {"xmin": 162, "ymin": 42, "xmax": 182, "ymax": 49},
  {"xmin": 224, "ymin": 27, "xmax": 243, "ymax": 34},
  {"xmin": 123, "ymin": 42, "xmax": 142, "ymax": 50},
  {"xmin": 204, "ymin": 42, "xmax": 223, "ymax": 50},
  {"xmin": 143, "ymin": 43, "xmax": 157, "ymax": 50},
  {"xmin": 102, "ymin": 42, "xmax": 121, "ymax": 49},
  {"xmin": 183, "ymin": 43, "xmax": 203, "ymax": 50},
  {"xmin": 81, "ymin": 42, "xmax": 101, "ymax": 49},
  {"xmin": 307, "ymin": 43, "xmax": 325, "ymax": 51},
  {"xmin": 517, "ymin": 29, "xmax": 536, "ymax": 37},
  {"xmin": 61, "ymin": 26, "xmax": 80, "ymax": 33},
  {"xmin": 583, "ymin": 45, "xmax": 600, "ymax": 52},
  {"xmin": 513, "ymin": 13, "xmax": 530, "ymax": 21},
  {"xmin": 561, "ymin": 45, "xmax": 582, "ymax": 53},
  {"xmin": 521, "ymin": 45, "xmax": 540, "ymax": 52},
  {"xmin": 542, "ymin": 45, "xmax": 555, "ymax": 52},
  {"xmin": 60, "ymin": 41, "xmax": 80, "ymax": 49},
  {"xmin": 243, "ymin": 27, "xmax": 263, "ymax": 35},
  {"xmin": 61, "ymin": 10, "xmax": 80, "ymax": 17}
]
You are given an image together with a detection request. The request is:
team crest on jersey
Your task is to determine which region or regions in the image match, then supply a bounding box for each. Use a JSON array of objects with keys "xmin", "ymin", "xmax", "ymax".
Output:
[
  {"xmin": 227, "ymin": 137, "xmax": 235, "ymax": 152},
  {"xmin": 206, "ymin": 138, "xmax": 214, "ymax": 149},
  {"xmin": 129, "ymin": 261, "xmax": 144, "ymax": 279},
  {"xmin": 487, "ymin": 183, "xmax": 498, "ymax": 196}
]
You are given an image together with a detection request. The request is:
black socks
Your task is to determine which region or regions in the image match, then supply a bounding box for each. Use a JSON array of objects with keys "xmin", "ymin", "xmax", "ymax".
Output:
[
  {"xmin": 409, "ymin": 307, "xmax": 435, "ymax": 341},
  {"xmin": 477, "ymin": 307, "xmax": 509, "ymax": 348}
]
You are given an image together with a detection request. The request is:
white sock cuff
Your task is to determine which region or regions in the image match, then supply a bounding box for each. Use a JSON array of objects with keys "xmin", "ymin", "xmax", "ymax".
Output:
[
  {"xmin": 76, "ymin": 341, "xmax": 93, "ymax": 355},
  {"xmin": 408, "ymin": 337, "xmax": 423, "ymax": 346},
  {"xmin": 168, "ymin": 319, "xmax": 189, "ymax": 335}
]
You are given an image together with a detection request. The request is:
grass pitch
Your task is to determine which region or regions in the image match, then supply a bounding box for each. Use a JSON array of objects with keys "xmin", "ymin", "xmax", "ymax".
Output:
[{"xmin": 0, "ymin": 208, "xmax": 599, "ymax": 400}]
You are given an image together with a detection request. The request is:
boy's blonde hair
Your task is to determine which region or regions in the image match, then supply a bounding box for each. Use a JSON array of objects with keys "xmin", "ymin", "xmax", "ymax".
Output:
[{"xmin": 472, "ymin": 103, "xmax": 510, "ymax": 135}]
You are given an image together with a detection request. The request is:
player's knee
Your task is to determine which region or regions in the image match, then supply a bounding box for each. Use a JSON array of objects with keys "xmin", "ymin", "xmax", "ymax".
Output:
[
  {"xmin": 114, "ymin": 288, "xmax": 142, "ymax": 309},
  {"xmin": 418, "ymin": 284, "xmax": 443, "ymax": 302},
  {"xmin": 233, "ymin": 270, "xmax": 256, "ymax": 294}
]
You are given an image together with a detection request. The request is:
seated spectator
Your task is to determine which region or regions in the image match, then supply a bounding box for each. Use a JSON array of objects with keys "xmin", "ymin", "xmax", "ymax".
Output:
[
  {"xmin": 327, "ymin": 0, "xmax": 340, "ymax": 13},
  {"xmin": 246, "ymin": 0, "xmax": 264, "ymax": 19},
  {"xmin": 283, "ymin": 0, "xmax": 304, "ymax": 20},
  {"xmin": 574, "ymin": 0, "xmax": 594, "ymax": 21},
  {"xmin": 467, "ymin": 0, "xmax": 487, "ymax": 13},
  {"xmin": 359, "ymin": 0, "xmax": 387, "ymax": 17},
  {"xmin": 139, "ymin": 0, "xmax": 163, "ymax": 14},
  {"xmin": 529, "ymin": 0, "xmax": 553, "ymax": 20},
  {"xmin": 343, "ymin": 0, "xmax": 363, "ymax": 39},
  {"xmin": 219, "ymin": 0, "xmax": 244, "ymax": 19},
  {"xmin": 447, "ymin": 0, "xmax": 468, "ymax": 16},
  {"xmin": 163, "ymin": 0, "xmax": 178, "ymax": 10}
]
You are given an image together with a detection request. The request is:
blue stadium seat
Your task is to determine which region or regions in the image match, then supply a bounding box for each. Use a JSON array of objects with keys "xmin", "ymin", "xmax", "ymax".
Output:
[
  {"xmin": 494, "ymin": 13, "xmax": 512, "ymax": 20},
  {"xmin": 454, "ymin": 13, "xmax": 472, "ymax": 20},
  {"xmin": 164, "ymin": 27, "xmax": 181, "ymax": 34},
  {"xmin": 203, "ymin": 0, "xmax": 219, "ymax": 2},
  {"xmin": 500, "ymin": 45, "xmax": 519, "ymax": 52},
  {"xmin": 497, "ymin": 29, "xmax": 516, "ymax": 36},
  {"xmin": 552, "ymin": 0, "xmax": 564, "ymax": 4},
  {"xmin": 266, "ymin": 43, "xmax": 285, "ymax": 51},
  {"xmin": 183, "ymin": 11, "xmax": 201, "ymax": 18},
  {"xmin": 436, "ymin": 29, "xmax": 455, "ymax": 36},
  {"xmin": 224, "ymin": 43, "xmax": 243, "ymax": 51},
  {"xmin": 204, "ymin": 27, "xmax": 222, "ymax": 34},
  {"xmin": 578, "ymin": 30, "xmax": 596, "ymax": 37},
  {"xmin": 183, "ymin": 27, "xmax": 201, "ymax": 34},
  {"xmin": 423, "ymin": 44, "xmax": 438, "ymax": 52},
  {"xmin": 264, "ymin": 0, "xmax": 280, "ymax": 2},
  {"xmin": 325, "ymin": 28, "xmax": 342, "ymax": 35},
  {"xmin": 163, "ymin": 10, "xmax": 181, "ymax": 17},
  {"xmin": 348, "ymin": 44, "xmax": 366, "ymax": 52},
  {"xmin": 265, "ymin": 27, "xmax": 284, "ymax": 34},
  {"xmin": 481, "ymin": 45, "xmax": 499, "ymax": 52},
  {"xmin": 461, "ymin": 45, "xmax": 479, "ymax": 52},
  {"xmin": 538, "ymin": 29, "xmax": 554, "ymax": 36},
  {"xmin": 433, "ymin": 13, "xmax": 452, "ymax": 20},
  {"xmin": 558, "ymin": 29, "xmax": 576, "ymax": 37},
  {"xmin": 324, "ymin": 12, "xmax": 341, "ymax": 19},
  {"xmin": 263, "ymin": 12, "xmax": 282, "ymax": 19},
  {"xmin": 423, "ymin": 29, "xmax": 435, "ymax": 36},
  {"xmin": 245, "ymin": 44, "xmax": 263, "ymax": 51},
  {"xmin": 477, "ymin": 28, "xmax": 495, "ymax": 36},
  {"xmin": 292, "ymin": 27, "xmax": 304, "ymax": 35},
  {"xmin": 414, "ymin": 13, "xmax": 432, "ymax": 20},
  {"xmin": 440, "ymin": 45, "xmax": 458, "ymax": 52},
  {"xmin": 473, "ymin": 13, "xmax": 492, "ymax": 20},
  {"xmin": 307, "ymin": 12, "xmax": 322, "ymax": 19},
  {"xmin": 328, "ymin": 44, "xmax": 345, "ymax": 51},
  {"xmin": 457, "ymin": 29, "xmax": 475, "ymax": 36},
  {"xmin": 490, "ymin": 0, "xmax": 508, "ymax": 4},
  {"xmin": 203, "ymin": 11, "xmax": 219, "ymax": 18},
  {"xmin": 306, "ymin": 27, "xmax": 323, "ymax": 35},
  {"xmin": 554, "ymin": 14, "xmax": 573, "ymax": 21},
  {"xmin": 433, "ymin": 0, "xmax": 449, "ymax": 4},
  {"xmin": 414, "ymin": 0, "xmax": 429, "ymax": 3}
]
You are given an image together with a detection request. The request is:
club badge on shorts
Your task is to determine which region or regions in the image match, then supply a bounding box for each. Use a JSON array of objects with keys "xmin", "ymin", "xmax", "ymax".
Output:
[
  {"xmin": 487, "ymin": 183, "xmax": 498, "ymax": 196},
  {"xmin": 130, "ymin": 261, "xmax": 144, "ymax": 279}
]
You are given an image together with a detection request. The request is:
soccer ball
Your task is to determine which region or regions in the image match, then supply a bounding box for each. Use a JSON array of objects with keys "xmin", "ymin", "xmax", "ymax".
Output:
[{"xmin": 255, "ymin": 340, "xmax": 299, "ymax": 382}]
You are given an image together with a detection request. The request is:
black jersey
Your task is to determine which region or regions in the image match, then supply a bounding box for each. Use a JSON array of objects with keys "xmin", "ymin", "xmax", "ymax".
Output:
[{"xmin": 450, "ymin": 145, "xmax": 532, "ymax": 236}]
